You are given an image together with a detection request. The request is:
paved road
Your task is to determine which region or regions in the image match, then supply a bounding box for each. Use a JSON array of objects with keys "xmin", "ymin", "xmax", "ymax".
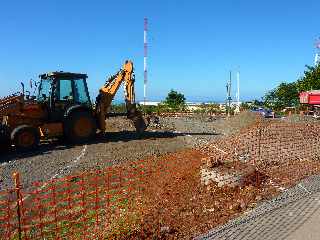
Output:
[
  {"xmin": 197, "ymin": 175, "xmax": 320, "ymax": 240},
  {"xmin": 285, "ymin": 203, "xmax": 320, "ymax": 240}
]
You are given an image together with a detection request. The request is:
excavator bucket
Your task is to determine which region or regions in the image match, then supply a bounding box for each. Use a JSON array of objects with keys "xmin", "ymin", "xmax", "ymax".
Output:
[
  {"xmin": 130, "ymin": 113, "xmax": 148, "ymax": 133},
  {"xmin": 126, "ymin": 102, "xmax": 149, "ymax": 133}
]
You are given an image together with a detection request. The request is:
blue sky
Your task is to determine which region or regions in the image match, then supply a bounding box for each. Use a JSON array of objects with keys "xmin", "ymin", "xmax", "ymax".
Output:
[{"xmin": 0, "ymin": 0, "xmax": 319, "ymax": 102}]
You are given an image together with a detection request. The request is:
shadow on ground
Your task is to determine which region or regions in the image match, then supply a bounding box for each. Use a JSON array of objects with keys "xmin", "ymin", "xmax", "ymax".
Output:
[{"xmin": 0, "ymin": 130, "xmax": 218, "ymax": 164}]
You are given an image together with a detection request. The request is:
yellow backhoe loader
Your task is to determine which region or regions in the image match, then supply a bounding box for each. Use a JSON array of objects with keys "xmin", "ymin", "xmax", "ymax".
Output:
[{"xmin": 0, "ymin": 60, "xmax": 148, "ymax": 151}]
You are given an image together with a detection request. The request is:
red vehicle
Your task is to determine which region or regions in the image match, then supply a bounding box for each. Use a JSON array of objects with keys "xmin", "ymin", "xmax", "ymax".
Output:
[
  {"xmin": 299, "ymin": 90, "xmax": 320, "ymax": 116},
  {"xmin": 300, "ymin": 91, "xmax": 320, "ymax": 105}
]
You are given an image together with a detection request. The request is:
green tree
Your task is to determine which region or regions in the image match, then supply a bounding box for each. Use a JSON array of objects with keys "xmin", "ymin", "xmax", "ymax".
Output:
[
  {"xmin": 263, "ymin": 64, "xmax": 320, "ymax": 110},
  {"xmin": 110, "ymin": 103, "xmax": 126, "ymax": 113},
  {"xmin": 163, "ymin": 89, "xmax": 186, "ymax": 110},
  {"xmin": 240, "ymin": 102, "xmax": 251, "ymax": 111},
  {"xmin": 252, "ymin": 99, "xmax": 264, "ymax": 107},
  {"xmin": 264, "ymin": 82, "xmax": 299, "ymax": 110},
  {"xmin": 296, "ymin": 65, "xmax": 320, "ymax": 92}
]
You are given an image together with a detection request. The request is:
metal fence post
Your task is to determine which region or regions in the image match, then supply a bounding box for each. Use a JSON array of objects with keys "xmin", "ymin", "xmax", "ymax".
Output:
[
  {"xmin": 256, "ymin": 126, "xmax": 262, "ymax": 186},
  {"xmin": 12, "ymin": 172, "xmax": 22, "ymax": 240},
  {"xmin": 258, "ymin": 128, "xmax": 262, "ymax": 163}
]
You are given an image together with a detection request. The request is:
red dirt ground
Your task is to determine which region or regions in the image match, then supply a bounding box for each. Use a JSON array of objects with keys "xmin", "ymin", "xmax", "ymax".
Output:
[
  {"xmin": 118, "ymin": 149, "xmax": 278, "ymax": 239},
  {"xmin": 118, "ymin": 146, "xmax": 320, "ymax": 239}
]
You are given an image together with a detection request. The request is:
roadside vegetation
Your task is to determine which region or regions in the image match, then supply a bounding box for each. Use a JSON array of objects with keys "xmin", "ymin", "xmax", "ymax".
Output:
[
  {"xmin": 263, "ymin": 64, "xmax": 320, "ymax": 111},
  {"xmin": 137, "ymin": 90, "xmax": 227, "ymax": 115}
]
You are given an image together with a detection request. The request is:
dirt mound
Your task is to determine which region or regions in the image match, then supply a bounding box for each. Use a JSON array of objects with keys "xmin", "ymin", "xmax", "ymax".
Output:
[
  {"xmin": 213, "ymin": 111, "xmax": 259, "ymax": 136},
  {"xmin": 283, "ymin": 113, "xmax": 320, "ymax": 124}
]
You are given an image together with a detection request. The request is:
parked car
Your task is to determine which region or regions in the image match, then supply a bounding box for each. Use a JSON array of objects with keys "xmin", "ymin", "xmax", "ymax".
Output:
[{"xmin": 250, "ymin": 107, "xmax": 274, "ymax": 118}]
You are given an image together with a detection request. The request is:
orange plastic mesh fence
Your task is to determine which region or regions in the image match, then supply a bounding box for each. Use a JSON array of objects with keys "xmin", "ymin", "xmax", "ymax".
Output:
[{"xmin": 0, "ymin": 161, "xmax": 150, "ymax": 240}]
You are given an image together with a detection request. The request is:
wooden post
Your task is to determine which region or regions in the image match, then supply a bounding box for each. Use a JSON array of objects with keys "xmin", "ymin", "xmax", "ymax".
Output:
[
  {"xmin": 12, "ymin": 172, "xmax": 22, "ymax": 240},
  {"xmin": 256, "ymin": 127, "xmax": 262, "ymax": 186}
]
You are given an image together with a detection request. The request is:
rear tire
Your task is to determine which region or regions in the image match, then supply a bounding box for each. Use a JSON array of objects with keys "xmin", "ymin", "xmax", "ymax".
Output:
[
  {"xmin": 64, "ymin": 111, "xmax": 97, "ymax": 143},
  {"xmin": 12, "ymin": 125, "xmax": 39, "ymax": 152}
]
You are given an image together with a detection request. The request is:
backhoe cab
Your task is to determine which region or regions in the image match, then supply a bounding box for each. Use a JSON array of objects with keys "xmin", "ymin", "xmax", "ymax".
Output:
[
  {"xmin": 38, "ymin": 72, "xmax": 92, "ymax": 120},
  {"xmin": 37, "ymin": 72, "xmax": 97, "ymax": 143},
  {"xmin": 0, "ymin": 61, "xmax": 148, "ymax": 151}
]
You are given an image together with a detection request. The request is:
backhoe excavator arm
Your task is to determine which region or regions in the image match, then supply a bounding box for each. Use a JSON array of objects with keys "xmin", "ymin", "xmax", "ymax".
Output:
[{"xmin": 95, "ymin": 60, "xmax": 148, "ymax": 133}]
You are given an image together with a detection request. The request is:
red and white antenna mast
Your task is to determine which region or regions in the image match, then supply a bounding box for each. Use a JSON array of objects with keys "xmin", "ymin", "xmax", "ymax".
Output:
[
  {"xmin": 315, "ymin": 38, "xmax": 320, "ymax": 66},
  {"xmin": 144, "ymin": 18, "xmax": 148, "ymax": 105}
]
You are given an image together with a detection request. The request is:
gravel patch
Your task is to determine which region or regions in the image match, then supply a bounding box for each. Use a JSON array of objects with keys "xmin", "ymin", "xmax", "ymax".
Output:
[
  {"xmin": 0, "ymin": 113, "xmax": 257, "ymax": 191},
  {"xmin": 0, "ymin": 115, "xmax": 220, "ymax": 190}
]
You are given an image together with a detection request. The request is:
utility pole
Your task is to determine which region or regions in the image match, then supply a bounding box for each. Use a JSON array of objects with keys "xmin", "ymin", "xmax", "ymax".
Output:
[
  {"xmin": 236, "ymin": 69, "xmax": 240, "ymax": 113},
  {"xmin": 226, "ymin": 71, "xmax": 232, "ymax": 117}
]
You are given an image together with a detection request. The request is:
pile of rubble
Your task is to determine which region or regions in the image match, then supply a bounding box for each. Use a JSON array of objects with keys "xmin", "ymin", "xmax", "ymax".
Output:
[
  {"xmin": 200, "ymin": 159, "xmax": 257, "ymax": 187},
  {"xmin": 198, "ymin": 117, "xmax": 320, "ymax": 189}
]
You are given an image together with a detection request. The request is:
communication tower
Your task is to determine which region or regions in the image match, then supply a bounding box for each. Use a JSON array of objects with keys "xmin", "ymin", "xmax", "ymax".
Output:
[
  {"xmin": 144, "ymin": 18, "xmax": 148, "ymax": 105},
  {"xmin": 315, "ymin": 38, "xmax": 320, "ymax": 66}
]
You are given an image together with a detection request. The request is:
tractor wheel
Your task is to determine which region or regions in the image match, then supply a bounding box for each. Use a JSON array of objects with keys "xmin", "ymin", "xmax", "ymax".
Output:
[
  {"xmin": 0, "ymin": 136, "xmax": 10, "ymax": 153},
  {"xmin": 65, "ymin": 111, "xmax": 97, "ymax": 143},
  {"xmin": 0, "ymin": 125, "xmax": 10, "ymax": 152},
  {"xmin": 12, "ymin": 126, "xmax": 39, "ymax": 152}
]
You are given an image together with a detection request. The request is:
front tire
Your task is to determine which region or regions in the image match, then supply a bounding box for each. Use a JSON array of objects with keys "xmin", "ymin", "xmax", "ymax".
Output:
[
  {"xmin": 12, "ymin": 125, "xmax": 39, "ymax": 152},
  {"xmin": 64, "ymin": 111, "xmax": 97, "ymax": 143},
  {"xmin": 0, "ymin": 125, "xmax": 10, "ymax": 152},
  {"xmin": 0, "ymin": 137, "xmax": 10, "ymax": 153}
]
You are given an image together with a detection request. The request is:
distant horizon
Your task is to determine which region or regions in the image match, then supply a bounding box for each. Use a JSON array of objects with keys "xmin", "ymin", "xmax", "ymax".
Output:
[{"xmin": 117, "ymin": 96, "xmax": 257, "ymax": 104}]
